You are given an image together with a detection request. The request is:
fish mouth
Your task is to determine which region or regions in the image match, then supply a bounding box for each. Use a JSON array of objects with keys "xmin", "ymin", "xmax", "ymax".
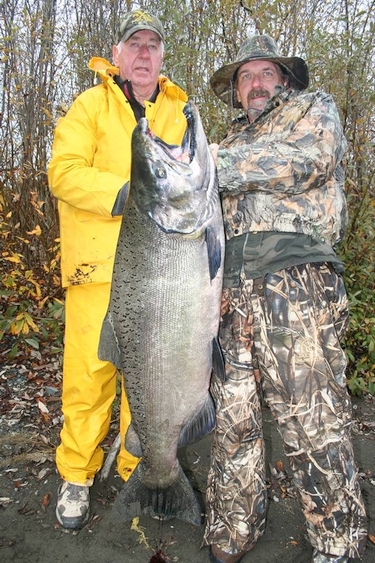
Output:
[
  {"xmin": 131, "ymin": 101, "xmax": 216, "ymax": 235},
  {"xmin": 139, "ymin": 119, "xmax": 193, "ymax": 176},
  {"xmin": 138, "ymin": 100, "xmax": 201, "ymax": 176}
]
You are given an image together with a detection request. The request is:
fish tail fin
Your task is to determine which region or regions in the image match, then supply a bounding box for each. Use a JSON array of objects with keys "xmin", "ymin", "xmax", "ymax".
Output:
[{"xmin": 112, "ymin": 462, "xmax": 201, "ymax": 526}]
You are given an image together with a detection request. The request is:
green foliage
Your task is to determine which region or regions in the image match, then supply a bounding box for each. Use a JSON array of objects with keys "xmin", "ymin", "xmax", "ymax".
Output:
[{"xmin": 340, "ymin": 192, "xmax": 375, "ymax": 395}]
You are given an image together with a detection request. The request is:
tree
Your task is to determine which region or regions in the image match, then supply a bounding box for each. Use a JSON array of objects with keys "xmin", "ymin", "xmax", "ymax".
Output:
[{"xmin": 1, "ymin": 0, "xmax": 374, "ymax": 389}]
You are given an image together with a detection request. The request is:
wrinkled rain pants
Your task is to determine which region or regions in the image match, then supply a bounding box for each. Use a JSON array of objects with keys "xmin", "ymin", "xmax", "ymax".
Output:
[
  {"xmin": 203, "ymin": 263, "xmax": 367, "ymax": 559},
  {"xmin": 56, "ymin": 282, "xmax": 139, "ymax": 485}
]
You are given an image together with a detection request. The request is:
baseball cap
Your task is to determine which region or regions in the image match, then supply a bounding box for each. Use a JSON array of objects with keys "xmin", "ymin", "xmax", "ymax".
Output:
[{"xmin": 118, "ymin": 9, "xmax": 165, "ymax": 43}]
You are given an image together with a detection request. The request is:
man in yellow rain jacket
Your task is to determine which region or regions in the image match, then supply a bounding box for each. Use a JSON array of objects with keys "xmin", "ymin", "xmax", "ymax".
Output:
[{"xmin": 48, "ymin": 9, "xmax": 188, "ymax": 530}]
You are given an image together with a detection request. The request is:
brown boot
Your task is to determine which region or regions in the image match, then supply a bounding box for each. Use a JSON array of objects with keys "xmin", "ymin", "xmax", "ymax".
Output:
[{"xmin": 209, "ymin": 545, "xmax": 246, "ymax": 563}]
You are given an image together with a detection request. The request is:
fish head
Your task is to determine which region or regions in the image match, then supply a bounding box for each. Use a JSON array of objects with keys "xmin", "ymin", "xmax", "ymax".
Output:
[{"xmin": 129, "ymin": 101, "xmax": 217, "ymax": 234}]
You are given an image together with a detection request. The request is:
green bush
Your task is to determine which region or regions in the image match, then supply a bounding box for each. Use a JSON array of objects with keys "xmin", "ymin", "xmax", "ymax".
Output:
[{"xmin": 340, "ymin": 193, "xmax": 375, "ymax": 395}]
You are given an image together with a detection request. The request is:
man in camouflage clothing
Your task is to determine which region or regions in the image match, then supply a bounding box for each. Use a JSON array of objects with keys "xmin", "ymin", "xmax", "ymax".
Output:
[{"xmin": 203, "ymin": 35, "xmax": 367, "ymax": 563}]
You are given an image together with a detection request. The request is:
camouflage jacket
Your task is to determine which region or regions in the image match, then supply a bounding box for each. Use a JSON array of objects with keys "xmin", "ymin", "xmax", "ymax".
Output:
[{"xmin": 217, "ymin": 89, "xmax": 348, "ymax": 247}]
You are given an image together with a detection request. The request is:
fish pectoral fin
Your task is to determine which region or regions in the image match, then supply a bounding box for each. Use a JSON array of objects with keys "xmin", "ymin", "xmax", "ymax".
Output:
[
  {"xmin": 205, "ymin": 225, "xmax": 222, "ymax": 281},
  {"xmin": 112, "ymin": 462, "xmax": 202, "ymax": 526},
  {"xmin": 125, "ymin": 424, "xmax": 142, "ymax": 458},
  {"xmin": 97, "ymin": 313, "xmax": 122, "ymax": 370},
  {"xmin": 178, "ymin": 394, "xmax": 216, "ymax": 448},
  {"xmin": 212, "ymin": 336, "xmax": 225, "ymax": 381}
]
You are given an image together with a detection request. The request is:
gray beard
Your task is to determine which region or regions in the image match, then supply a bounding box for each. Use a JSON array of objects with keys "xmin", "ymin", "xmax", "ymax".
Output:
[{"xmin": 246, "ymin": 106, "xmax": 263, "ymax": 122}]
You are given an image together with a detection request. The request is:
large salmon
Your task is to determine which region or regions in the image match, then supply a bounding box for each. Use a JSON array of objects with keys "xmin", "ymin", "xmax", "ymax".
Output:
[{"xmin": 98, "ymin": 101, "xmax": 224, "ymax": 526}]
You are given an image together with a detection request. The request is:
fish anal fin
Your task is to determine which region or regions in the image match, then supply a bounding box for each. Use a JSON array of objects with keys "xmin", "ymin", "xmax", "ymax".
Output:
[{"xmin": 178, "ymin": 394, "xmax": 215, "ymax": 448}]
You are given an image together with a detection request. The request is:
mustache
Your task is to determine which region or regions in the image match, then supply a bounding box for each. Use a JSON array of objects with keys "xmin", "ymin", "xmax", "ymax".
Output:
[{"xmin": 247, "ymin": 88, "xmax": 270, "ymax": 103}]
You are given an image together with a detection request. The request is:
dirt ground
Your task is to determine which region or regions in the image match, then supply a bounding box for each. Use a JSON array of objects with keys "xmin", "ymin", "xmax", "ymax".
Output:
[{"xmin": 1, "ymin": 362, "xmax": 375, "ymax": 563}]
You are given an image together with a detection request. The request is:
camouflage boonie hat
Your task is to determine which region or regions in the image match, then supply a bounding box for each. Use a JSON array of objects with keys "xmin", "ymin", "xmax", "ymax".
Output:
[
  {"xmin": 211, "ymin": 34, "xmax": 309, "ymax": 108},
  {"xmin": 118, "ymin": 9, "xmax": 165, "ymax": 43}
]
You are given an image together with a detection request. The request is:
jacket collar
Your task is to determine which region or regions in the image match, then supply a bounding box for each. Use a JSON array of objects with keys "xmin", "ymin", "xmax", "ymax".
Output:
[{"xmin": 88, "ymin": 57, "xmax": 188, "ymax": 102}]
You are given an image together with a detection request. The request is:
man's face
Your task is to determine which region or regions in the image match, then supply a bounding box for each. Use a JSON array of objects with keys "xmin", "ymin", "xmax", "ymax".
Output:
[
  {"xmin": 112, "ymin": 30, "xmax": 164, "ymax": 90},
  {"xmin": 236, "ymin": 59, "xmax": 287, "ymax": 118}
]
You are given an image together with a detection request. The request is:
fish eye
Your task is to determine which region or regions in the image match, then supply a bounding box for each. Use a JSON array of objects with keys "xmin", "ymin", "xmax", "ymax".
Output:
[{"xmin": 153, "ymin": 161, "xmax": 167, "ymax": 179}]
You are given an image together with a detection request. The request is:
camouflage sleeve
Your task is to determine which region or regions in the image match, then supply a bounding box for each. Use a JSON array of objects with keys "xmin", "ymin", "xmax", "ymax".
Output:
[{"xmin": 217, "ymin": 91, "xmax": 347, "ymax": 195}]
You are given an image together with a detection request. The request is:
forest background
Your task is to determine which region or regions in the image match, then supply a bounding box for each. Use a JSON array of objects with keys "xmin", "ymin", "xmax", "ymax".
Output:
[{"xmin": 0, "ymin": 0, "xmax": 374, "ymax": 393}]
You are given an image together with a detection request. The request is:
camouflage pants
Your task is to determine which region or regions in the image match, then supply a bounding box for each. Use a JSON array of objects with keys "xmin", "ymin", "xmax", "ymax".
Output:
[{"xmin": 203, "ymin": 263, "xmax": 367, "ymax": 558}]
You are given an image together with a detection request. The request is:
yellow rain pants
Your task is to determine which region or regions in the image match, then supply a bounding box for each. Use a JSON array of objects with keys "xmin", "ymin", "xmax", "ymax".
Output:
[{"xmin": 56, "ymin": 282, "xmax": 139, "ymax": 484}]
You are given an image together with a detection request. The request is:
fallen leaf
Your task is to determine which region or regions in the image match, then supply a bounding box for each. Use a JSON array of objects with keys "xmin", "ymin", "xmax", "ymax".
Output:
[
  {"xmin": 39, "ymin": 434, "xmax": 52, "ymax": 446},
  {"xmin": 149, "ymin": 550, "xmax": 172, "ymax": 563},
  {"xmin": 41, "ymin": 492, "xmax": 51, "ymax": 511},
  {"xmin": 37, "ymin": 468, "xmax": 49, "ymax": 480},
  {"xmin": 0, "ymin": 537, "xmax": 16, "ymax": 547},
  {"xmin": 13, "ymin": 479, "xmax": 28, "ymax": 488},
  {"xmin": 37, "ymin": 399, "xmax": 49, "ymax": 414},
  {"xmin": 276, "ymin": 460, "xmax": 284, "ymax": 471},
  {"xmin": 131, "ymin": 517, "xmax": 150, "ymax": 549},
  {"xmin": 18, "ymin": 502, "xmax": 35, "ymax": 515},
  {"xmin": 87, "ymin": 514, "xmax": 102, "ymax": 532},
  {"xmin": 27, "ymin": 225, "xmax": 42, "ymax": 236}
]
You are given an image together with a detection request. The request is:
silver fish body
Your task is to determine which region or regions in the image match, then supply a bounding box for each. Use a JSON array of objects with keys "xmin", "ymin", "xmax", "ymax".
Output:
[{"xmin": 98, "ymin": 101, "xmax": 224, "ymax": 525}]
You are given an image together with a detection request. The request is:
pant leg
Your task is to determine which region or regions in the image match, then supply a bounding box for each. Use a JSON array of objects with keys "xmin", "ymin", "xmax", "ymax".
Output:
[
  {"xmin": 56, "ymin": 282, "xmax": 138, "ymax": 484},
  {"xmin": 250, "ymin": 263, "xmax": 367, "ymax": 559},
  {"xmin": 203, "ymin": 286, "xmax": 267, "ymax": 553}
]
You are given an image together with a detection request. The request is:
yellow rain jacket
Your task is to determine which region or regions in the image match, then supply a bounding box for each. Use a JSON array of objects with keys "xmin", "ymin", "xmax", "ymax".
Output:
[{"xmin": 48, "ymin": 57, "xmax": 188, "ymax": 288}]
